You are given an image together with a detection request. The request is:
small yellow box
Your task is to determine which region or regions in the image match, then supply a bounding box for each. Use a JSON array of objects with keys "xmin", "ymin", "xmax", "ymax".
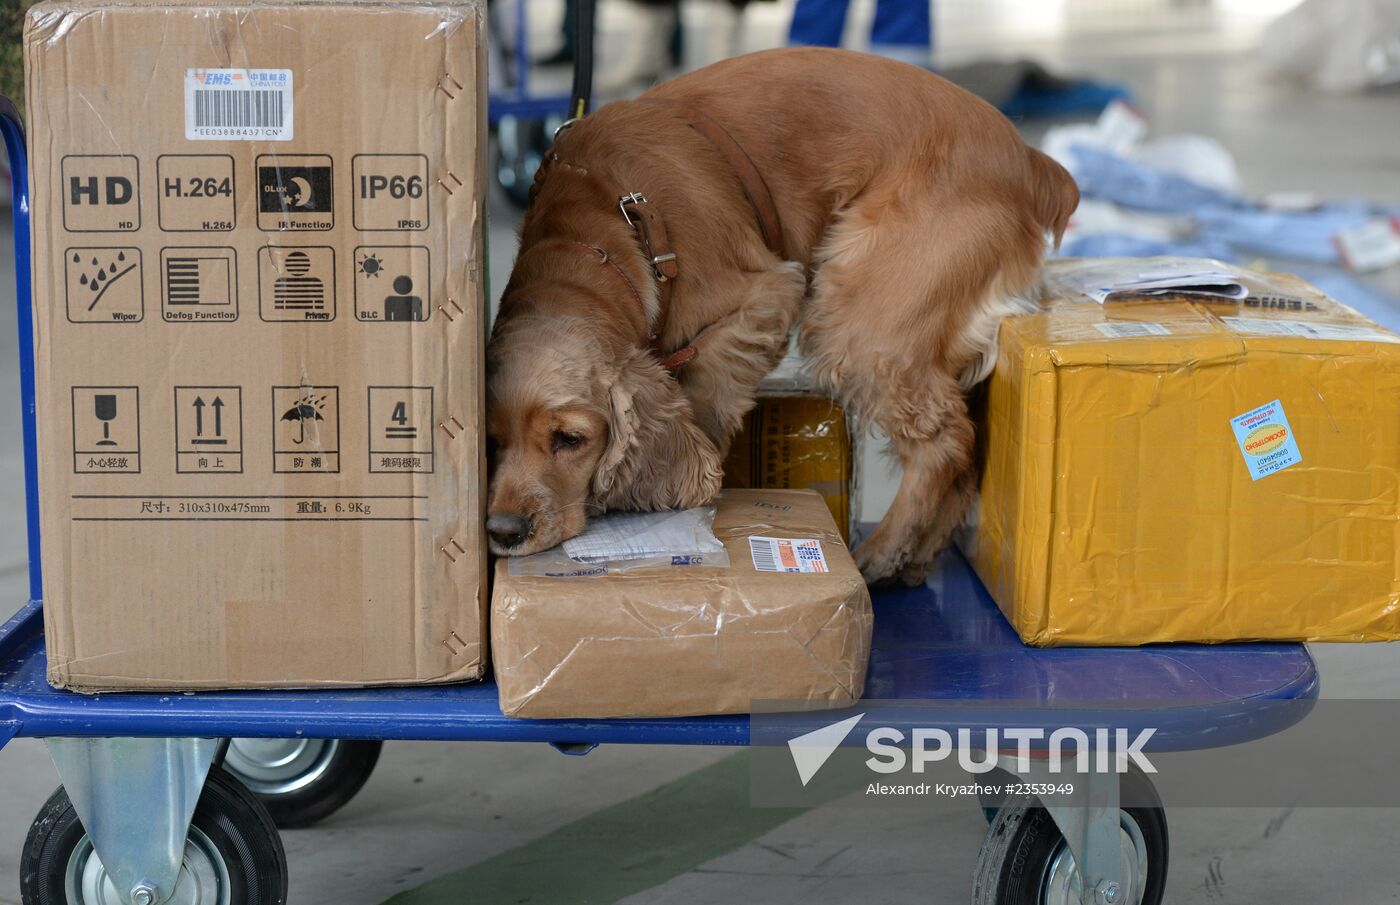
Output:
[
  {"xmin": 966, "ymin": 265, "xmax": 1400, "ymax": 645},
  {"xmin": 724, "ymin": 396, "xmax": 852, "ymax": 541}
]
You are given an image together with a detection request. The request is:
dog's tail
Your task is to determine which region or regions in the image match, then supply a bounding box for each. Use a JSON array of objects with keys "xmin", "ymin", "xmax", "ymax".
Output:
[{"xmin": 1026, "ymin": 148, "xmax": 1079, "ymax": 250}]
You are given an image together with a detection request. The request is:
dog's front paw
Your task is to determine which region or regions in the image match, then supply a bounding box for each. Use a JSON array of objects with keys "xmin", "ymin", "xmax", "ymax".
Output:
[
  {"xmin": 854, "ymin": 535, "xmax": 909, "ymax": 587},
  {"xmin": 896, "ymin": 559, "xmax": 932, "ymax": 587}
]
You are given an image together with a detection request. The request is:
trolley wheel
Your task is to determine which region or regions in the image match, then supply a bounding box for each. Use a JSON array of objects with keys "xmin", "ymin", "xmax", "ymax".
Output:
[
  {"xmin": 977, "ymin": 767, "xmax": 1017, "ymax": 824},
  {"xmin": 20, "ymin": 767, "xmax": 287, "ymax": 905},
  {"xmin": 216, "ymin": 738, "xmax": 382, "ymax": 829},
  {"xmin": 492, "ymin": 115, "xmax": 562, "ymax": 209},
  {"xmin": 972, "ymin": 768, "xmax": 1168, "ymax": 905}
]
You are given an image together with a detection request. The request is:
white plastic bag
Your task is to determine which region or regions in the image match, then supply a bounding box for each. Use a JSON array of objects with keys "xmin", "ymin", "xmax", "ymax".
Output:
[
  {"xmin": 507, "ymin": 506, "xmax": 729, "ymax": 577},
  {"xmin": 1258, "ymin": 0, "xmax": 1400, "ymax": 92}
]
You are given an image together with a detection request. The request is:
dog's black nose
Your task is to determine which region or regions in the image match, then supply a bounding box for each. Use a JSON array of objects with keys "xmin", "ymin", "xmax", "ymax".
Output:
[{"xmin": 487, "ymin": 513, "xmax": 533, "ymax": 549}]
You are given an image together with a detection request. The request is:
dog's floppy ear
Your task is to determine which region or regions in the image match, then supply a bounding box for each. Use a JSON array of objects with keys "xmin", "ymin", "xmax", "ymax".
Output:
[{"xmin": 593, "ymin": 350, "xmax": 723, "ymax": 511}]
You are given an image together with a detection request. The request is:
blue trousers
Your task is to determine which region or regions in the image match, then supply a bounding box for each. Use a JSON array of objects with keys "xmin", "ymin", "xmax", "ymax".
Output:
[{"xmin": 789, "ymin": 0, "xmax": 931, "ymax": 51}]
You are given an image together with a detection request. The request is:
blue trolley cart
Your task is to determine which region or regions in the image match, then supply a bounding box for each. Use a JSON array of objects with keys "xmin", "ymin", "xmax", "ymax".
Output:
[{"xmin": 0, "ymin": 99, "xmax": 1318, "ymax": 905}]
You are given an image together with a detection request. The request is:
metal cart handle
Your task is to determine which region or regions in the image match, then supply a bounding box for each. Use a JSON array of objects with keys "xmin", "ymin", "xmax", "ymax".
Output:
[{"xmin": 0, "ymin": 94, "xmax": 44, "ymax": 606}]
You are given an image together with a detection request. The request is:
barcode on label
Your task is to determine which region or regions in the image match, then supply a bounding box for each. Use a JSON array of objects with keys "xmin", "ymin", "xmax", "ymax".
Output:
[
  {"xmin": 1219, "ymin": 316, "xmax": 1399, "ymax": 344},
  {"xmin": 185, "ymin": 69, "xmax": 293, "ymax": 141},
  {"xmin": 1094, "ymin": 321, "xmax": 1171, "ymax": 339},
  {"xmin": 749, "ymin": 536, "xmax": 828, "ymax": 573},
  {"xmin": 193, "ymin": 90, "xmax": 284, "ymax": 129}
]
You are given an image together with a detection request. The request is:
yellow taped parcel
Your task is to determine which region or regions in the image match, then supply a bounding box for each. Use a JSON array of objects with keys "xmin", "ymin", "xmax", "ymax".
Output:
[{"xmin": 965, "ymin": 266, "xmax": 1400, "ymax": 646}]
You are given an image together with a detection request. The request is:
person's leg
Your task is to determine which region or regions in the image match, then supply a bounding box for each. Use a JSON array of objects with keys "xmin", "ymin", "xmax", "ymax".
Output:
[
  {"xmin": 869, "ymin": 0, "xmax": 931, "ymax": 65},
  {"xmin": 788, "ymin": 0, "xmax": 851, "ymax": 48},
  {"xmin": 540, "ymin": 0, "xmax": 576, "ymax": 65}
]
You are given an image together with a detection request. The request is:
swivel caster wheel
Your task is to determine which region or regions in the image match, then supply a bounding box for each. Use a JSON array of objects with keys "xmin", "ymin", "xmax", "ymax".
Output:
[
  {"xmin": 21, "ymin": 767, "xmax": 287, "ymax": 905},
  {"xmin": 217, "ymin": 738, "xmax": 383, "ymax": 829},
  {"xmin": 972, "ymin": 767, "xmax": 1168, "ymax": 905}
]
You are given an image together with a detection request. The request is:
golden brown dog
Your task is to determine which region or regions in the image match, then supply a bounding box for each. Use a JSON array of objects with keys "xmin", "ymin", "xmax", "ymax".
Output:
[{"xmin": 486, "ymin": 47, "xmax": 1078, "ymax": 584}]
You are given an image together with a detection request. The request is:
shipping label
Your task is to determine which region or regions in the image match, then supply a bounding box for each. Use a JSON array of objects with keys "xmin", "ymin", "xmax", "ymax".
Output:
[
  {"xmin": 1230, "ymin": 400, "xmax": 1302, "ymax": 481},
  {"xmin": 185, "ymin": 69, "xmax": 293, "ymax": 141},
  {"xmin": 749, "ymin": 536, "xmax": 828, "ymax": 573},
  {"xmin": 1219, "ymin": 316, "xmax": 1399, "ymax": 344},
  {"xmin": 1093, "ymin": 321, "xmax": 1171, "ymax": 339}
]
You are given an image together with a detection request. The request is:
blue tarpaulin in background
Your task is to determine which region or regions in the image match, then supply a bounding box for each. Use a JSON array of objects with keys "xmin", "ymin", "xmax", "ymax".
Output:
[{"xmin": 1056, "ymin": 141, "xmax": 1400, "ymax": 332}]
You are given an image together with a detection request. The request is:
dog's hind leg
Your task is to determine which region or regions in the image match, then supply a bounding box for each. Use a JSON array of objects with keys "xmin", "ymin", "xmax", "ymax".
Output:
[
  {"xmin": 672, "ymin": 261, "xmax": 808, "ymax": 457},
  {"xmin": 846, "ymin": 363, "xmax": 975, "ymax": 585},
  {"xmin": 800, "ymin": 191, "xmax": 1042, "ymax": 584},
  {"xmin": 893, "ymin": 464, "xmax": 979, "ymax": 585}
]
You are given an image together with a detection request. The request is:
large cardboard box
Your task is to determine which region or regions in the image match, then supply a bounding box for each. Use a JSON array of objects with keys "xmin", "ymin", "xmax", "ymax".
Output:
[
  {"xmin": 493, "ymin": 489, "xmax": 873, "ymax": 718},
  {"xmin": 965, "ymin": 262, "xmax": 1400, "ymax": 646},
  {"xmin": 25, "ymin": 0, "xmax": 489, "ymax": 689}
]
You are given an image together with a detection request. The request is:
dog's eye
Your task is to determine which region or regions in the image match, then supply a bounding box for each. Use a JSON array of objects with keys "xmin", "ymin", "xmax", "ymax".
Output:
[{"xmin": 551, "ymin": 430, "xmax": 586, "ymax": 453}]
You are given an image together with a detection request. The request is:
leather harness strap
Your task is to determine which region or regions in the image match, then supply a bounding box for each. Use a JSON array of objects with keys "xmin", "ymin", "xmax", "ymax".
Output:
[
  {"xmin": 571, "ymin": 241, "xmax": 645, "ymax": 319},
  {"xmin": 618, "ymin": 191, "xmax": 678, "ymax": 307},
  {"xmin": 571, "ymin": 239, "xmax": 697, "ymax": 371},
  {"xmin": 669, "ymin": 103, "xmax": 786, "ymax": 260}
]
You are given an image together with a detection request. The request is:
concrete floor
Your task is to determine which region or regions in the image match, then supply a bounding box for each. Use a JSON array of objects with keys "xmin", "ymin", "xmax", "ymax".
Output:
[{"xmin": 3, "ymin": 3, "xmax": 1400, "ymax": 904}]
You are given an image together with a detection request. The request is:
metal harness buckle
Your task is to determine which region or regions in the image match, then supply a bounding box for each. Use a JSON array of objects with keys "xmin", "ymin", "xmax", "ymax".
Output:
[
  {"xmin": 618, "ymin": 192, "xmax": 646, "ymax": 227},
  {"xmin": 649, "ymin": 251, "xmax": 677, "ymax": 280},
  {"xmin": 619, "ymin": 192, "xmax": 676, "ymax": 280}
]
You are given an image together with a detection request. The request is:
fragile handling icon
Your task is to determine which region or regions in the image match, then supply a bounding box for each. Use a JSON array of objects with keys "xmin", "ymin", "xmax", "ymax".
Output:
[{"xmin": 72, "ymin": 386, "xmax": 141, "ymax": 474}]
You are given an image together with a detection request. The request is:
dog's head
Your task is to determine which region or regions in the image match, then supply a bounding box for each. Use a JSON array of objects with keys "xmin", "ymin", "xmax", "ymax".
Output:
[{"xmin": 485, "ymin": 315, "xmax": 723, "ymax": 556}]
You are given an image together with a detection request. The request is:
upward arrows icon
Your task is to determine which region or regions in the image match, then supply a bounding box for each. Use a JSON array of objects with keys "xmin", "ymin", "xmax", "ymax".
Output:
[
  {"xmin": 787, "ymin": 713, "xmax": 864, "ymax": 787},
  {"xmin": 190, "ymin": 394, "xmax": 228, "ymax": 443}
]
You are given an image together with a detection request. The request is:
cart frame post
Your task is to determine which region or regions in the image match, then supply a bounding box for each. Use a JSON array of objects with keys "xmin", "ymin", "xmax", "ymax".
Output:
[
  {"xmin": 1, "ymin": 96, "xmax": 44, "ymax": 606},
  {"xmin": 998, "ymin": 753, "xmax": 1123, "ymax": 905},
  {"xmin": 46, "ymin": 737, "xmax": 218, "ymax": 905}
]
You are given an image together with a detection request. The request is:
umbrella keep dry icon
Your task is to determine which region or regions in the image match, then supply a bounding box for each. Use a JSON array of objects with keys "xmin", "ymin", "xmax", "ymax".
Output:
[
  {"xmin": 271, "ymin": 385, "xmax": 339, "ymax": 473},
  {"xmin": 280, "ymin": 392, "xmax": 330, "ymax": 444}
]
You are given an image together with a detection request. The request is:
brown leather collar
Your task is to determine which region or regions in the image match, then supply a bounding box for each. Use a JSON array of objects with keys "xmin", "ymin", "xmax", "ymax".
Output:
[
  {"xmin": 619, "ymin": 192, "xmax": 679, "ymax": 283},
  {"xmin": 571, "ymin": 239, "xmax": 697, "ymax": 371}
]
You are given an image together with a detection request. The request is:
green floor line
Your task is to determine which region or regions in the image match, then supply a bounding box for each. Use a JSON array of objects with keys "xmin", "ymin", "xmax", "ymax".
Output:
[{"xmin": 380, "ymin": 750, "xmax": 829, "ymax": 905}]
